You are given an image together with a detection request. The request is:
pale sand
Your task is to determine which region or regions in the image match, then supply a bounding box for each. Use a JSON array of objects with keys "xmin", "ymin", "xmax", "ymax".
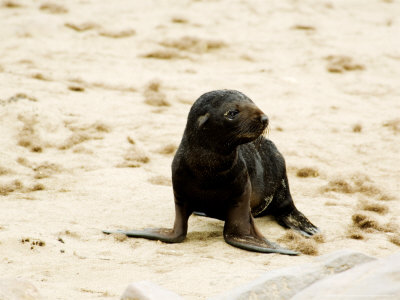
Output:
[{"xmin": 0, "ymin": 0, "xmax": 399, "ymax": 299}]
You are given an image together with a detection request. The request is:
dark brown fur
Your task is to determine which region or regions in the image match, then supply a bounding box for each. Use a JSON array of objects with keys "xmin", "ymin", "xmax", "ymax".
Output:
[{"xmin": 104, "ymin": 90, "xmax": 319, "ymax": 255}]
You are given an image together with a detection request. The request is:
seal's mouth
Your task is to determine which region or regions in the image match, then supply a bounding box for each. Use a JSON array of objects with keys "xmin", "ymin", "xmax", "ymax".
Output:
[
  {"xmin": 254, "ymin": 124, "xmax": 269, "ymax": 150},
  {"xmin": 253, "ymin": 114, "xmax": 269, "ymax": 149},
  {"xmin": 235, "ymin": 114, "xmax": 268, "ymax": 141},
  {"xmin": 223, "ymin": 107, "xmax": 269, "ymax": 149}
]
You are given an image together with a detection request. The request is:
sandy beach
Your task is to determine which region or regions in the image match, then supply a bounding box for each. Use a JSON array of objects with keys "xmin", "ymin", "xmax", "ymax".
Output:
[{"xmin": 1, "ymin": 0, "xmax": 399, "ymax": 299}]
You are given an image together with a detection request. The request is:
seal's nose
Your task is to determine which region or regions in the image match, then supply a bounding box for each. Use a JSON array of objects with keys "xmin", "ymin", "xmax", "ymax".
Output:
[{"xmin": 260, "ymin": 115, "xmax": 269, "ymax": 126}]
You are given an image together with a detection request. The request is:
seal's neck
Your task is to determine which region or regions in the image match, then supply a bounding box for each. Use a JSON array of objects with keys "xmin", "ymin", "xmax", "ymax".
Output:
[{"xmin": 184, "ymin": 139, "xmax": 239, "ymax": 175}]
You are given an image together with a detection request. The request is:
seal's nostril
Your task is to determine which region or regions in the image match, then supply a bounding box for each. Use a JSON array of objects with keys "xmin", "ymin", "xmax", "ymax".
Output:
[{"xmin": 260, "ymin": 115, "xmax": 269, "ymax": 125}]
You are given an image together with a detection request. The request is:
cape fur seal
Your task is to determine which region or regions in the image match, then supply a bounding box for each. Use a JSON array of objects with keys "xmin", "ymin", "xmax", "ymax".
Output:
[{"xmin": 104, "ymin": 90, "xmax": 319, "ymax": 255}]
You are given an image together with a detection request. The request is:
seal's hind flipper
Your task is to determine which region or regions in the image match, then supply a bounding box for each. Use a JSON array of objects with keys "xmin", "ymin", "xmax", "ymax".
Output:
[
  {"xmin": 103, "ymin": 228, "xmax": 186, "ymax": 243},
  {"xmin": 275, "ymin": 209, "xmax": 320, "ymax": 237},
  {"xmin": 224, "ymin": 235, "xmax": 299, "ymax": 255}
]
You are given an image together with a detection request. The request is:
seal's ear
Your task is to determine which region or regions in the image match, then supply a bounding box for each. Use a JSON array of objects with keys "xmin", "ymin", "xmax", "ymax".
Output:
[{"xmin": 197, "ymin": 113, "xmax": 209, "ymax": 128}]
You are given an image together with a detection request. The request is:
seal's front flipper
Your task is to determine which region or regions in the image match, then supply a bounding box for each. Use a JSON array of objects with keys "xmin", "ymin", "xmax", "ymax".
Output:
[
  {"xmin": 103, "ymin": 229, "xmax": 124, "ymax": 235},
  {"xmin": 103, "ymin": 202, "xmax": 191, "ymax": 243},
  {"xmin": 224, "ymin": 202, "xmax": 299, "ymax": 255},
  {"xmin": 224, "ymin": 234, "xmax": 299, "ymax": 255},
  {"xmin": 275, "ymin": 209, "xmax": 320, "ymax": 237},
  {"xmin": 102, "ymin": 228, "xmax": 186, "ymax": 243}
]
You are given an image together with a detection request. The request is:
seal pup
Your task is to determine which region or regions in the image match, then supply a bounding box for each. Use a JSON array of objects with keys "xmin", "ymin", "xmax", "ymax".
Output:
[{"xmin": 104, "ymin": 90, "xmax": 319, "ymax": 255}]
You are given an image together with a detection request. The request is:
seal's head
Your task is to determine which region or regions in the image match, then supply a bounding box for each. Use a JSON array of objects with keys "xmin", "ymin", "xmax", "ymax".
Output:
[{"xmin": 186, "ymin": 90, "xmax": 268, "ymax": 152}]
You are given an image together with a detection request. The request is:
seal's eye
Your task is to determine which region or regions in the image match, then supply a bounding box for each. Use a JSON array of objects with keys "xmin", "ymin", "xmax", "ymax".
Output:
[{"xmin": 224, "ymin": 109, "xmax": 239, "ymax": 120}]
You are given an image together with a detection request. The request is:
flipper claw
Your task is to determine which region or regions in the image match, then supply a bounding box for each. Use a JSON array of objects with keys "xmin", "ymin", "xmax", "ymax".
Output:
[{"xmin": 276, "ymin": 209, "xmax": 319, "ymax": 237}]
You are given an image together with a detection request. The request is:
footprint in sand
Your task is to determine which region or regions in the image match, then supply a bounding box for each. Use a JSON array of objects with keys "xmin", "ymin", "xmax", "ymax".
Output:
[
  {"xmin": 389, "ymin": 235, "xmax": 400, "ymax": 246},
  {"xmin": 348, "ymin": 210, "xmax": 398, "ymax": 243},
  {"xmin": 325, "ymin": 55, "xmax": 365, "ymax": 73},
  {"xmin": 170, "ymin": 16, "xmax": 189, "ymax": 24},
  {"xmin": 142, "ymin": 36, "xmax": 226, "ymax": 60},
  {"xmin": 0, "ymin": 178, "xmax": 46, "ymax": 196},
  {"xmin": 64, "ymin": 22, "xmax": 99, "ymax": 32},
  {"xmin": 33, "ymin": 162, "xmax": 63, "ymax": 179},
  {"xmin": 322, "ymin": 173, "xmax": 393, "ymax": 200},
  {"xmin": 141, "ymin": 49, "xmax": 187, "ymax": 60},
  {"xmin": 159, "ymin": 36, "xmax": 226, "ymax": 54},
  {"xmin": 98, "ymin": 28, "xmax": 136, "ymax": 39},
  {"xmin": 143, "ymin": 79, "xmax": 170, "ymax": 107},
  {"xmin": 59, "ymin": 121, "xmax": 111, "ymax": 150},
  {"xmin": 352, "ymin": 123, "xmax": 362, "ymax": 133},
  {"xmin": 351, "ymin": 213, "xmax": 397, "ymax": 233},
  {"xmin": 31, "ymin": 73, "xmax": 52, "ymax": 81},
  {"xmin": 2, "ymin": 1, "xmax": 22, "ymax": 8},
  {"xmin": 278, "ymin": 231, "xmax": 323, "ymax": 256},
  {"xmin": 383, "ymin": 118, "xmax": 400, "ymax": 134},
  {"xmin": 65, "ymin": 21, "xmax": 135, "ymax": 40},
  {"xmin": 68, "ymin": 85, "xmax": 85, "ymax": 92},
  {"xmin": 0, "ymin": 179, "xmax": 23, "ymax": 196},
  {"xmin": 1, "ymin": 93, "xmax": 37, "ymax": 106},
  {"xmin": 291, "ymin": 24, "xmax": 316, "ymax": 31},
  {"xmin": 17, "ymin": 114, "xmax": 44, "ymax": 153},
  {"xmin": 0, "ymin": 166, "xmax": 13, "ymax": 176},
  {"xmin": 296, "ymin": 167, "xmax": 319, "ymax": 178},
  {"xmin": 68, "ymin": 77, "xmax": 136, "ymax": 93},
  {"xmin": 116, "ymin": 136, "xmax": 150, "ymax": 168},
  {"xmin": 148, "ymin": 175, "xmax": 171, "ymax": 186},
  {"xmin": 157, "ymin": 143, "xmax": 177, "ymax": 156},
  {"xmin": 39, "ymin": 3, "xmax": 68, "ymax": 14},
  {"xmin": 358, "ymin": 199, "xmax": 388, "ymax": 215}
]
